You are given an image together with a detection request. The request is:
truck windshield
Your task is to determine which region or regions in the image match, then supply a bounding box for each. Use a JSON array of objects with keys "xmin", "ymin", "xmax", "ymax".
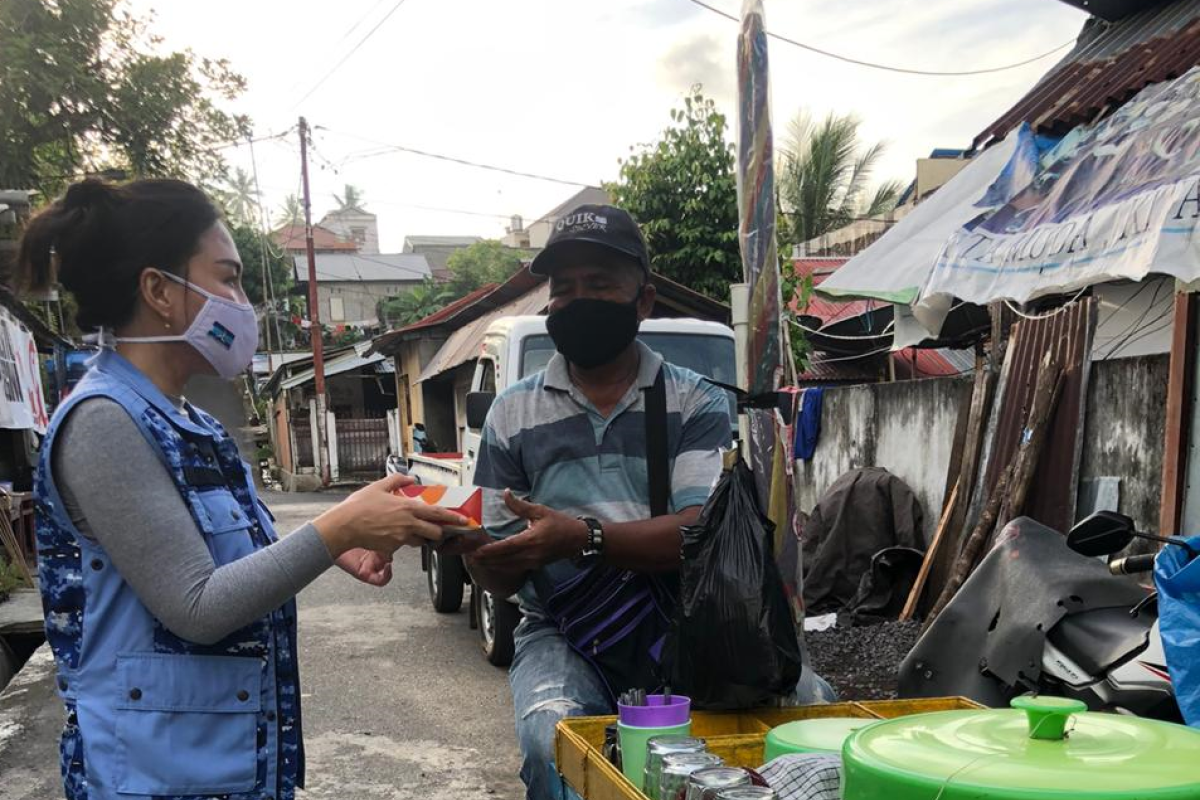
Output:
[
  {"xmin": 521, "ymin": 333, "xmax": 738, "ymax": 422},
  {"xmin": 521, "ymin": 333, "xmax": 736, "ymax": 383}
]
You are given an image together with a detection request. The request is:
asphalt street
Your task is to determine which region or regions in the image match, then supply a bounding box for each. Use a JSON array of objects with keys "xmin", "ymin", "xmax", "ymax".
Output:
[
  {"xmin": 0, "ymin": 490, "xmax": 525, "ymax": 800},
  {"xmin": 272, "ymin": 490, "xmax": 525, "ymax": 800}
]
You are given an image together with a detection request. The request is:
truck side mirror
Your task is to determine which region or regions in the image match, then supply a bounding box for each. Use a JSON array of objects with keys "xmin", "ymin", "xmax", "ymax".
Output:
[{"xmin": 466, "ymin": 392, "xmax": 496, "ymax": 430}]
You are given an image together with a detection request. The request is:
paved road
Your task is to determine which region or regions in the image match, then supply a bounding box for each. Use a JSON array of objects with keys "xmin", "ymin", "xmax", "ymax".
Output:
[
  {"xmin": 0, "ymin": 490, "xmax": 525, "ymax": 800},
  {"xmin": 273, "ymin": 490, "xmax": 525, "ymax": 800}
]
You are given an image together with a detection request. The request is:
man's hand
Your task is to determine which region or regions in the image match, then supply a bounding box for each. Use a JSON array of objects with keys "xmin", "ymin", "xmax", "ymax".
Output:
[
  {"xmin": 436, "ymin": 530, "xmax": 493, "ymax": 557},
  {"xmin": 467, "ymin": 490, "xmax": 589, "ymax": 573},
  {"xmin": 334, "ymin": 547, "xmax": 394, "ymax": 587}
]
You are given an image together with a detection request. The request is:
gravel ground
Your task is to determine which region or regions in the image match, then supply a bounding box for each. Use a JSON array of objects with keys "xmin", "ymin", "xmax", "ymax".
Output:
[{"xmin": 807, "ymin": 619, "xmax": 922, "ymax": 700}]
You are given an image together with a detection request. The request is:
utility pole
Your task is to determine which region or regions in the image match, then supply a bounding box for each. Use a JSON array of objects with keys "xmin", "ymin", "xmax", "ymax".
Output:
[{"xmin": 299, "ymin": 117, "xmax": 331, "ymax": 486}]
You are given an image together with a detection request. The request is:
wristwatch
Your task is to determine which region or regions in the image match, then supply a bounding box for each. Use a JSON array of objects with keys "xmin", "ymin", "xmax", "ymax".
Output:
[{"xmin": 578, "ymin": 516, "xmax": 604, "ymax": 559}]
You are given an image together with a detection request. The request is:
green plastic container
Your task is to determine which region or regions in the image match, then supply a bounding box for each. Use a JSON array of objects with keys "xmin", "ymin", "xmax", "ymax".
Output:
[
  {"xmin": 842, "ymin": 696, "xmax": 1200, "ymax": 800},
  {"xmin": 616, "ymin": 721, "xmax": 692, "ymax": 786},
  {"xmin": 763, "ymin": 718, "xmax": 871, "ymax": 760}
]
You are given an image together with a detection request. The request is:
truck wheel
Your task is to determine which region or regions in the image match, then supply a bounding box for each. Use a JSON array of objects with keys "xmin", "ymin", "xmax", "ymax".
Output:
[
  {"xmin": 427, "ymin": 548, "xmax": 464, "ymax": 613},
  {"xmin": 480, "ymin": 589, "xmax": 518, "ymax": 667}
]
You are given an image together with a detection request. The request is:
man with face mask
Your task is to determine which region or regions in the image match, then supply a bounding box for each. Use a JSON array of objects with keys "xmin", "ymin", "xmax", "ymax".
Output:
[{"xmin": 464, "ymin": 205, "xmax": 733, "ymax": 800}]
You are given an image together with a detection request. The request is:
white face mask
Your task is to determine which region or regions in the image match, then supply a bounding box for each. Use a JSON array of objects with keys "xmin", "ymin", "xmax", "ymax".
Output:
[{"xmin": 116, "ymin": 271, "xmax": 259, "ymax": 380}]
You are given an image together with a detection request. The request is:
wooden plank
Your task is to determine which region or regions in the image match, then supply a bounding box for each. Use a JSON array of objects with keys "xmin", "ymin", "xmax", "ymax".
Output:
[
  {"xmin": 927, "ymin": 349, "xmax": 1065, "ymax": 626},
  {"xmin": 1161, "ymin": 291, "xmax": 1196, "ymax": 536},
  {"xmin": 0, "ymin": 500, "xmax": 34, "ymax": 589},
  {"xmin": 900, "ymin": 481, "xmax": 960, "ymax": 622},
  {"xmin": 920, "ymin": 364, "xmax": 996, "ymax": 614}
]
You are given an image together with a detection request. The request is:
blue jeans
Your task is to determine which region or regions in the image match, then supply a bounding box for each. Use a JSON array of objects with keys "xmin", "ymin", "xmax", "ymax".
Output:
[
  {"xmin": 509, "ymin": 616, "xmax": 838, "ymax": 800},
  {"xmin": 510, "ymin": 616, "xmax": 611, "ymax": 800}
]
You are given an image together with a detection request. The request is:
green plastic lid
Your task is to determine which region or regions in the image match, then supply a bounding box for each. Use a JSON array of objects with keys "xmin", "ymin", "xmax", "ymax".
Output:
[
  {"xmin": 764, "ymin": 718, "xmax": 871, "ymax": 760},
  {"xmin": 842, "ymin": 697, "xmax": 1200, "ymax": 800}
]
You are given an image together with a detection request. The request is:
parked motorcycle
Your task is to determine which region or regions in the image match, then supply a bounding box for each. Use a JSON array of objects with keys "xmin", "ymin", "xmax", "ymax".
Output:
[{"xmin": 900, "ymin": 512, "xmax": 1196, "ymax": 722}]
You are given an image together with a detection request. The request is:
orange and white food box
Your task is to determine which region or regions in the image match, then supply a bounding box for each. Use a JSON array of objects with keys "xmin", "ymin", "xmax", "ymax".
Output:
[{"xmin": 396, "ymin": 484, "xmax": 483, "ymax": 529}]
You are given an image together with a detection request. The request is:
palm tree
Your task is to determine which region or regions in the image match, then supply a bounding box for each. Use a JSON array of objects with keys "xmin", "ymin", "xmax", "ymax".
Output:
[
  {"xmin": 379, "ymin": 280, "xmax": 452, "ymax": 327},
  {"xmin": 779, "ymin": 111, "xmax": 903, "ymax": 247},
  {"xmin": 277, "ymin": 194, "xmax": 304, "ymax": 228},
  {"xmin": 333, "ymin": 184, "xmax": 366, "ymax": 211},
  {"xmin": 219, "ymin": 168, "xmax": 260, "ymax": 227}
]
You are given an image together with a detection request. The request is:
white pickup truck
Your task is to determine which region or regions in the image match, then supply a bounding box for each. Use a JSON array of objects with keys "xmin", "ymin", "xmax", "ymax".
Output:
[{"xmin": 413, "ymin": 314, "xmax": 737, "ymax": 667}]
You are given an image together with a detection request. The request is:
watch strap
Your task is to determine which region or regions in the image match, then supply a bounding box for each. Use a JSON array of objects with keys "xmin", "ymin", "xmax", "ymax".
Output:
[{"xmin": 578, "ymin": 515, "xmax": 603, "ymax": 556}]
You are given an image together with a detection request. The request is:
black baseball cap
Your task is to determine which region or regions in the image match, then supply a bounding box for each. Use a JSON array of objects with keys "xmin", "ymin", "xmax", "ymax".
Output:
[{"xmin": 529, "ymin": 204, "xmax": 650, "ymax": 278}]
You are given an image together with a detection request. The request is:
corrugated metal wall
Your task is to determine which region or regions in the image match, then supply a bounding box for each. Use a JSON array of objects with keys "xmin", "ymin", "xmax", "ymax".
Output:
[{"xmin": 982, "ymin": 299, "xmax": 1098, "ymax": 534}]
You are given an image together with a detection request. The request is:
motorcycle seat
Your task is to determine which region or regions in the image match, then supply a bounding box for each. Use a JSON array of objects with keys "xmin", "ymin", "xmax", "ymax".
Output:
[{"xmin": 1048, "ymin": 605, "xmax": 1152, "ymax": 678}]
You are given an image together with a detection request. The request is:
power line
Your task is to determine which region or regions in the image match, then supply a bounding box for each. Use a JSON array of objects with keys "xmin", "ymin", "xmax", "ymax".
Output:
[
  {"xmin": 292, "ymin": 0, "xmax": 414, "ymax": 109},
  {"xmin": 369, "ymin": 198, "xmax": 516, "ymax": 220},
  {"xmin": 1097, "ymin": 280, "xmax": 1173, "ymax": 361},
  {"xmin": 793, "ymin": 319, "xmax": 895, "ymax": 341},
  {"xmin": 335, "ymin": 0, "xmax": 393, "ymax": 44},
  {"xmin": 809, "ymin": 345, "xmax": 893, "ymax": 364},
  {"xmin": 1002, "ymin": 286, "xmax": 1089, "ymax": 320},
  {"xmin": 684, "ymin": 0, "xmax": 1075, "ymax": 77},
  {"xmin": 260, "ymin": 177, "xmax": 527, "ymax": 222},
  {"xmin": 247, "ymin": 135, "xmax": 286, "ymax": 355},
  {"xmin": 318, "ymin": 127, "xmax": 598, "ymax": 187},
  {"xmin": 209, "ymin": 127, "xmax": 297, "ymax": 153}
]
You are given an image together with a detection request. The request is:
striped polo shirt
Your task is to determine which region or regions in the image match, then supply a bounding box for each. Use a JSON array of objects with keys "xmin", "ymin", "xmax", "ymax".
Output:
[{"xmin": 474, "ymin": 340, "xmax": 732, "ymax": 613}]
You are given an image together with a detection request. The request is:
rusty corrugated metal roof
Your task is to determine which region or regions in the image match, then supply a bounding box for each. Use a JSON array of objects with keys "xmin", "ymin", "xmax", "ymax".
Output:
[{"xmin": 975, "ymin": 0, "xmax": 1200, "ymax": 150}]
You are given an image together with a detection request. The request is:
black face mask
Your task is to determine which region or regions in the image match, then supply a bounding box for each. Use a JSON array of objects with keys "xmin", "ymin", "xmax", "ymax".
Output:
[{"xmin": 546, "ymin": 295, "xmax": 640, "ymax": 369}]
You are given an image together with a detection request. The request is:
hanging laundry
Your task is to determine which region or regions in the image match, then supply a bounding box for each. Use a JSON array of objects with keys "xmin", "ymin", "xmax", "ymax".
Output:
[{"xmin": 794, "ymin": 387, "xmax": 825, "ymax": 461}]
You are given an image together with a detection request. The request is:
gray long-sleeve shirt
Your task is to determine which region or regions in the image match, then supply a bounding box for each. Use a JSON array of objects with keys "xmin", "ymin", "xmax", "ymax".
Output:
[{"xmin": 52, "ymin": 398, "xmax": 334, "ymax": 645}]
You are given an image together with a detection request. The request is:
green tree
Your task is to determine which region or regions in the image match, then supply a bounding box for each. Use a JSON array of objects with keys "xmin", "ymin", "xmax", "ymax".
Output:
[
  {"xmin": 444, "ymin": 240, "xmax": 525, "ymax": 296},
  {"xmin": 0, "ymin": 0, "xmax": 249, "ymax": 196},
  {"xmin": 379, "ymin": 280, "xmax": 453, "ymax": 328},
  {"xmin": 277, "ymin": 194, "xmax": 304, "ymax": 227},
  {"xmin": 216, "ymin": 168, "xmax": 259, "ymax": 227},
  {"xmin": 333, "ymin": 184, "xmax": 366, "ymax": 211},
  {"xmin": 228, "ymin": 224, "xmax": 295, "ymax": 349},
  {"xmin": 228, "ymin": 225, "xmax": 293, "ymax": 308},
  {"xmin": 606, "ymin": 86, "xmax": 739, "ymax": 301},
  {"xmin": 778, "ymin": 110, "xmax": 903, "ymax": 247}
]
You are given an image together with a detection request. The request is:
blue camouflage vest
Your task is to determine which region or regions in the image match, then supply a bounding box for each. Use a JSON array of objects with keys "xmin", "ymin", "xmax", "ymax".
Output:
[{"xmin": 35, "ymin": 350, "xmax": 304, "ymax": 800}]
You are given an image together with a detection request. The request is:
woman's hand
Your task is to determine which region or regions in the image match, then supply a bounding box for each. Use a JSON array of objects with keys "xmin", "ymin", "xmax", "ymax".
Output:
[
  {"xmin": 313, "ymin": 474, "xmax": 469, "ymax": 557},
  {"xmin": 335, "ymin": 548, "xmax": 394, "ymax": 587}
]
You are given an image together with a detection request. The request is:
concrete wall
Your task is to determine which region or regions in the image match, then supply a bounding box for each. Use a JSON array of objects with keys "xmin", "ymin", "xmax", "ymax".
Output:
[
  {"xmin": 794, "ymin": 355, "xmax": 1169, "ymax": 545},
  {"xmin": 915, "ymin": 157, "xmax": 969, "ymax": 201},
  {"xmin": 794, "ymin": 377, "xmax": 971, "ymax": 542},
  {"xmin": 320, "ymin": 281, "xmax": 418, "ymax": 326},
  {"xmin": 320, "ymin": 209, "xmax": 379, "ymax": 254},
  {"xmin": 1079, "ymin": 354, "xmax": 1169, "ymax": 534}
]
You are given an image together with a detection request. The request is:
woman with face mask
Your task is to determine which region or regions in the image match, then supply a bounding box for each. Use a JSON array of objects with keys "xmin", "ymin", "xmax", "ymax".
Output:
[{"xmin": 18, "ymin": 179, "xmax": 466, "ymax": 800}]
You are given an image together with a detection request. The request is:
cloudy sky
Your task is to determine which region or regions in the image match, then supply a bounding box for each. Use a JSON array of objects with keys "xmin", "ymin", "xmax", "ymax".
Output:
[{"xmin": 127, "ymin": 0, "xmax": 1086, "ymax": 252}]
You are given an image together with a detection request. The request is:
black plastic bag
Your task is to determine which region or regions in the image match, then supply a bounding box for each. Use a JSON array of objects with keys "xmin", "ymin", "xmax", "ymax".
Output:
[{"xmin": 663, "ymin": 458, "xmax": 802, "ymax": 709}]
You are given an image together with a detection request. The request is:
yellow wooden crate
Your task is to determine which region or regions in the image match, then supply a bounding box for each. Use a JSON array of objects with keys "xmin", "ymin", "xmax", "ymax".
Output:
[{"xmin": 554, "ymin": 698, "xmax": 984, "ymax": 800}]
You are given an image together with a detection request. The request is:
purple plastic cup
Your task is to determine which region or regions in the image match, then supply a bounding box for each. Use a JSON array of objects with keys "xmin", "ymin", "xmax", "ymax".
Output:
[{"xmin": 618, "ymin": 694, "xmax": 692, "ymax": 727}]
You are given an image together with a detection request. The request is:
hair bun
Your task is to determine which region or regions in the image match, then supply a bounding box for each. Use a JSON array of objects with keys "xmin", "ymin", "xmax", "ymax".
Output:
[{"xmin": 63, "ymin": 179, "xmax": 117, "ymax": 212}]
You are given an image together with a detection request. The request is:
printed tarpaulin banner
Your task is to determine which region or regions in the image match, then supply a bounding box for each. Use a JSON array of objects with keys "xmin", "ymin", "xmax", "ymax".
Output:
[
  {"xmin": 917, "ymin": 66, "xmax": 1200, "ymax": 331},
  {"xmin": 0, "ymin": 308, "xmax": 48, "ymax": 434}
]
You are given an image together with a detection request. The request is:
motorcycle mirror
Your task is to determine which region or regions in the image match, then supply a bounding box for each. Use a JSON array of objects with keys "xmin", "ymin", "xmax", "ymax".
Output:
[{"xmin": 1067, "ymin": 510, "xmax": 1137, "ymax": 557}]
